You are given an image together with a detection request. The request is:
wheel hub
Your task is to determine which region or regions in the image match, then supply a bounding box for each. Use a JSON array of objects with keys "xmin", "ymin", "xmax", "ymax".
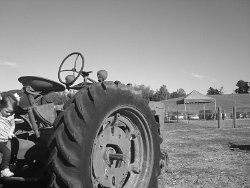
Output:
[{"xmin": 92, "ymin": 123, "xmax": 131, "ymax": 187}]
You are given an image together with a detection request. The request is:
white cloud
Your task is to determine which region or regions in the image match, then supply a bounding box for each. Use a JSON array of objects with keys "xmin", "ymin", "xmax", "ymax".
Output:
[
  {"xmin": 185, "ymin": 71, "xmax": 218, "ymax": 83},
  {"xmin": 0, "ymin": 61, "xmax": 18, "ymax": 68},
  {"xmin": 191, "ymin": 72, "xmax": 204, "ymax": 79}
]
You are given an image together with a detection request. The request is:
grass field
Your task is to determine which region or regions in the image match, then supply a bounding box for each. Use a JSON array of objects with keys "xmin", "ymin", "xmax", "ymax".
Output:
[{"xmin": 158, "ymin": 119, "xmax": 250, "ymax": 188}]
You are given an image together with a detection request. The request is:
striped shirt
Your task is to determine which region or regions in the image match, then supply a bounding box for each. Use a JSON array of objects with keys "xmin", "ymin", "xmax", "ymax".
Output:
[{"xmin": 0, "ymin": 116, "xmax": 12, "ymax": 142}]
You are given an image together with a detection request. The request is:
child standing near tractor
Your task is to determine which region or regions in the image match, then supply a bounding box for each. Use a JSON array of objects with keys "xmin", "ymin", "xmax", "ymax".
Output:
[{"xmin": 0, "ymin": 93, "xmax": 19, "ymax": 177}]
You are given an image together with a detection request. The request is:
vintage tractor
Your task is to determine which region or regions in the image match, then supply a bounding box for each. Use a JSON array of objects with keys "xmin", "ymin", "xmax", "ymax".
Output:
[{"xmin": 0, "ymin": 52, "xmax": 167, "ymax": 188}]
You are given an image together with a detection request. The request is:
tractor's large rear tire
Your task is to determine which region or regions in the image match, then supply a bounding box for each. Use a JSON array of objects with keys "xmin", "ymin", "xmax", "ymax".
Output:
[{"xmin": 46, "ymin": 82, "xmax": 161, "ymax": 188}]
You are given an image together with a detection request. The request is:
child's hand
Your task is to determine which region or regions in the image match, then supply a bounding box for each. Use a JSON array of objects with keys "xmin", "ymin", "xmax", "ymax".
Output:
[
  {"xmin": 8, "ymin": 133, "xmax": 15, "ymax": 139},
  {"xmin": 8, "ymin": 114, "xmax": 15, "ymax": 121}
]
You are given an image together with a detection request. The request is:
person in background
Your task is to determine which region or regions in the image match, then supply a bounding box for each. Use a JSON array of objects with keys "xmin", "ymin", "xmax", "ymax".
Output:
[{"xmin": 0, "ymin": 93, "xmax": 19, "ymax": 177}]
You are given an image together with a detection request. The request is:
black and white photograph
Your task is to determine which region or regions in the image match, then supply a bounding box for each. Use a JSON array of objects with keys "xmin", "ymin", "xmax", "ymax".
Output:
[{"xmin": 0, "ymin": 0, "xmax": 249, "ymax": 187}]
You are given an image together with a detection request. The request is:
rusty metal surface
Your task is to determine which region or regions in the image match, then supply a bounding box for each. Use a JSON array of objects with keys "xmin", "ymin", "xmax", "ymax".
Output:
[{"xmin": 35, "ymin": 103, "xmax": 57, "ymax": 125}]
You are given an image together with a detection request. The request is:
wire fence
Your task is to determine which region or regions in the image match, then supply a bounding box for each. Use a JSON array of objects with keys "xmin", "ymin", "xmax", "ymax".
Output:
[{"xmin": 165, "ymin": 103, "xmax": 250, "ymax": 122}]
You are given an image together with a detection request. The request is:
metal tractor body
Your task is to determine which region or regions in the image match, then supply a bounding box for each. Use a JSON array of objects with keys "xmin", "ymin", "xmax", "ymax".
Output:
[{"xmin": 0, "ymin": 52, "xmax": 167, "ymax": 188}]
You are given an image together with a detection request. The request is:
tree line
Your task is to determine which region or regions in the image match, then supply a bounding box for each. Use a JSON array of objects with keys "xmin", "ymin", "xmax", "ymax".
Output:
[
  {"xmin": 207, "ymin": 80, "xmax": 249, "ymax": 95},
  {"xmin": 131, "ymin": 79, "xmax": 250, "ymax": 102}
]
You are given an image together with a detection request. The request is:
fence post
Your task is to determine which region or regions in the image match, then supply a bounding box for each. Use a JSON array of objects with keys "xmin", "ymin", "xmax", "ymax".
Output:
[
  {"xmin": 233, "ymin": 106, "xmax": 237, "ymax": 128},
  {"xmin": 218, "ymin": 107, "xmax": 221, "ymax": 128}
]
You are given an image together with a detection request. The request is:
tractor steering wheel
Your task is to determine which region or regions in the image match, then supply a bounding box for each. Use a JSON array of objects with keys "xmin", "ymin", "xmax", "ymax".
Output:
[{"xmin": 58, "ymin": 52, "xmax": 84, "ymax": 85}]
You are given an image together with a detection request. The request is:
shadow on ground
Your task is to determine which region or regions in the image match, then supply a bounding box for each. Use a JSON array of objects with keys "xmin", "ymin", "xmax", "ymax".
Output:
[{"xmin": 228, "ymin": 142, "xmax": 250, "ymax": 151}]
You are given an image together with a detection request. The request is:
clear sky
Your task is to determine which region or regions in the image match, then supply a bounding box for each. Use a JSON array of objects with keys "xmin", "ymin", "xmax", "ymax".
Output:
[{"xmin": 0, "ymin": 0, "xmax": 249, "ymax": 95}]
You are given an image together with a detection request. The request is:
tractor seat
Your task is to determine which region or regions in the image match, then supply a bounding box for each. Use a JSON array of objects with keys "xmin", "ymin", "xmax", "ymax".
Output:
[{"xmin": 18, "ymin": 76, "xmax": 65, "ymax": 93}]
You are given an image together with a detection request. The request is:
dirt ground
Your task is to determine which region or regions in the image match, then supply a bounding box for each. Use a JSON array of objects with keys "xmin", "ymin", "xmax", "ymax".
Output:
[{"xmin": 158, "ymin": 120, "xmax": 250, "ymax": 188}]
